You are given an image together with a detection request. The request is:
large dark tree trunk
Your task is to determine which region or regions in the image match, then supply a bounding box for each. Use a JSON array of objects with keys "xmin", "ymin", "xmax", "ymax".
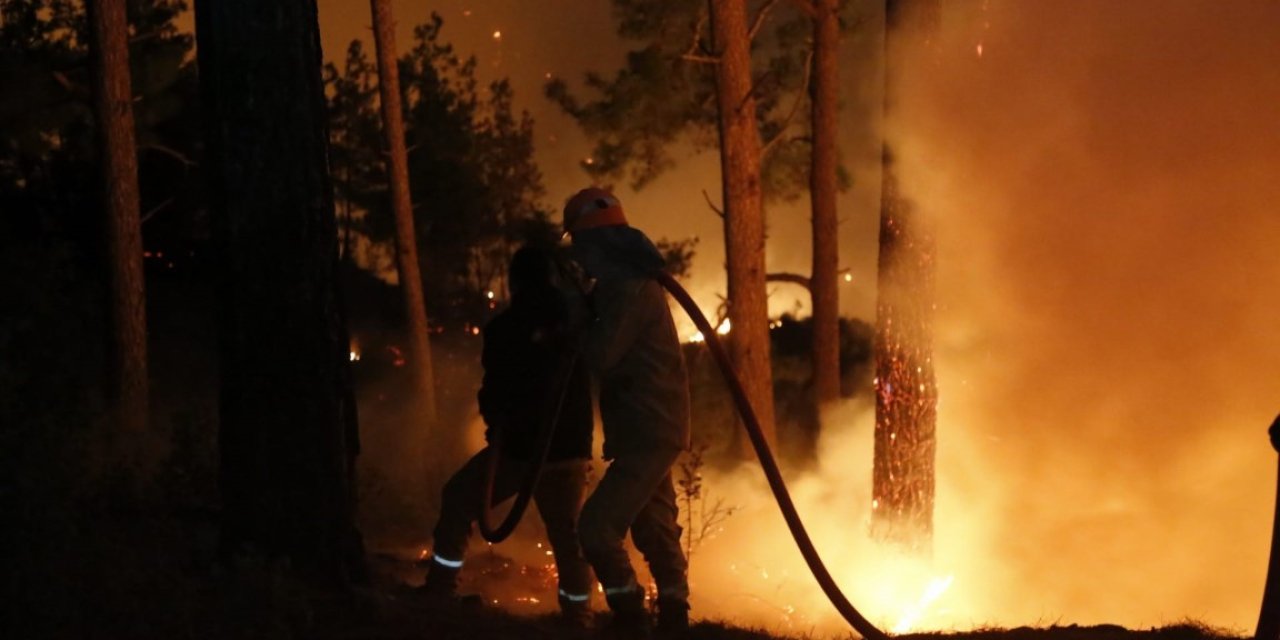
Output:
[
  {"xmin": 809, "ymin": 0, "xmax": 842, "ymax": 411},
  {"xmin": 88, "ymin": 0, "xmax": 148, "ymax": 436},
  {"xmin": 370, "ymin": 0, "xmax": 437, "ymax": 492},
  {"xmin": 710, "ymin": 0, "xmax": 778, "ymax": 452},
  {"xmin": 871, "ymin": 0, "xmax": 940, "ymax": 551},
  {"xmin": 195, "ymin": 0, "xmax": 363, "ymax": 583}
]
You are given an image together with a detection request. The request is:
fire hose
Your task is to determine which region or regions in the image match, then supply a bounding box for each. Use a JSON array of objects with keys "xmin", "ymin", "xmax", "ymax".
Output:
[
  {"xmin": 475, "ymin": 269, "xmax": 890, "ymax": 640},
  {"xmin": 476, "ymin": 347, "xmax": 581, "ymax": 543},
  {"xmin": 475, "ymin": 267, "xmax": 1280, "ymax": 640}
]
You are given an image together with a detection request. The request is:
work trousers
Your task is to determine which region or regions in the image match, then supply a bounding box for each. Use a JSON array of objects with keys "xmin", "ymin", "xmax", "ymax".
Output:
[
  {"xmin": 430, "ymin": 448, "xmax": 594, "ymax": 604},
  {"xmin": 578, "ymin": 447, "xmax": 689, "ymax": 604}
]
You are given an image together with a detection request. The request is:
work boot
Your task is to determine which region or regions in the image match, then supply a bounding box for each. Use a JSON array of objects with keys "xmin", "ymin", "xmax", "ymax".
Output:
[
  {"xmin": 416, "ymin": 562, "xmax": 483, "ymax": 608},
  {"xmin": 654, "ymin": 598, "xmax": 689, "ymax": 638},
  {"xmin": 557, "ymin": 599, "xmax": 594, "ymax": 634},
  {"xmin": 601, "ymin": 589, "xmax": 651, "ymax": 640}
]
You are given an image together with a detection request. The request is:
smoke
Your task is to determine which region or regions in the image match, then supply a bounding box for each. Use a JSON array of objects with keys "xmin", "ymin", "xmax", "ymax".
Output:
[
  {"xmin": 358, "ymin": 1, "xmax": 1279, "ymax": 632},
  {"xmin": 681, "ymin": 0, "xmax": 1280, "ymax": 634},
  {"xmin": 901, "ymin": 0, "xmax": 1279, "ymax": 630}
]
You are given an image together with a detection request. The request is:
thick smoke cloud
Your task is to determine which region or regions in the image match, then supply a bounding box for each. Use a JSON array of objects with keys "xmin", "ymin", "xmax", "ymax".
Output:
[
  {"xmin": 892, "ymin": 0, "xmax": 1280, "ymax": 629},
  {"xmin": 683, "ymin": 1, "xmax": 1280, "ymax": 634}
]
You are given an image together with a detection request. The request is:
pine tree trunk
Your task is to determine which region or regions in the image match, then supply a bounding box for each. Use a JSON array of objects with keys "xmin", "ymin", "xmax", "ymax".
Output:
[
  {"xmin": 370, "ymin": 0, "xmax": 437, "ymax": 483},
  {"xmin": 871, "ymin": 0, "xmax": 940, "ymax": 551},
  {"xmin": 88, "ymin": 0, "xmax": 148, "ymax": 435},
  {"xmin": 710, "ymin": 0, "xmax": 778, "ymax": 452},
  {"xmin": 195, "ymin": 0, "xmax": 364, "ymax": 584},
  {"xmin": 809, "ymin": 0, "xmax": 842, "ymax": 410}
]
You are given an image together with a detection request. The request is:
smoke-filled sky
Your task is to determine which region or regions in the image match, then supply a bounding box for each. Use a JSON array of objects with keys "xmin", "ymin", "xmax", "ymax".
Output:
[{"xmin": 187, "ymin": 0, "xmax": 1280, "ymax": 632}]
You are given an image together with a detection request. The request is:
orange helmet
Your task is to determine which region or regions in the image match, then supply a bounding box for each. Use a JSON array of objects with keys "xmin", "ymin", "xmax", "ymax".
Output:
[{"xmin": 563, "ymin": 187, "xmax": 628, "ymax": 233}]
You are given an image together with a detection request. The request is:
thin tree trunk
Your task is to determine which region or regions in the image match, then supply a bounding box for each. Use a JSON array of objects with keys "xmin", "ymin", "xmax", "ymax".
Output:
[
  {"xmin": 371, "ymin": 0, "xmax": 440, "ymax": 424},
  {"xmin": 195, "ymin": 0, "xmax": 364, "ymax": 584},
  {"xmin": 370, "ymin": 0, "xmax": 438, "ymax": 442},
  {"xmin": 710, "ymin": 0, "xmax": 778, "ymax": 453},
  {"xmin": 88, "ymin": 0, "xmax": 148, "ymax": 435},
  {"xmin": 871, "ymin": 0, "xmax": 940, "ymax": 551},
  {"xmin": 809, "ymin": 0, "xmax": 842, "ymax": 410}
]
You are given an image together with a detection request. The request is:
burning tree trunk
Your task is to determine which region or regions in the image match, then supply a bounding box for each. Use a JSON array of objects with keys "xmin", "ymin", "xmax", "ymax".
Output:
[
  {"xmin": 871, "ymin": 0, "xmax": 940, "ymax": 550},
  {"xmin": 369, "ymin": 0, "xmax": 438, "ymax": 469},
  {"xmin": 710, "ymin": 0, "xmax": 778, "ymax": 452},
  {"xmin": 195, "ymin": 0, "xmax": 364, "ymax": 582},
  {"xmin": 809, "ymin": 0, "xmax": 842, "ymax": 410},
  {"xmin": 88, "ymin": 0, "xmax": 148, "ymax": 435}
]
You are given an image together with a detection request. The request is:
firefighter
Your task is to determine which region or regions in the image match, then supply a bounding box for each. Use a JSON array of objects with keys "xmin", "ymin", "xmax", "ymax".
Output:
[
  {"xmin": 420, "ymin": 245, "xmax": 596, "ymax": 627},
  {"xmin": 561, "ymin": 187, "xmax": 692, "ymax": 637}
]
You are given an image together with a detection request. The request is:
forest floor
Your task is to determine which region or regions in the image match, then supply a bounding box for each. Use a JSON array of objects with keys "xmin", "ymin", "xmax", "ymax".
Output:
[
  {"xmin": 306, "ymin": 547, "xmax": 1245, "ymax": 640},
  {"xmin": 5, "ymin": 510, "xmax": 1247, "ymax": 640}
]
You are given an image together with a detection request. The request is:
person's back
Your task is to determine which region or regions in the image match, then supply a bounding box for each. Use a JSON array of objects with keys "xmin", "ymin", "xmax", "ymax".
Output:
[
  {"xmin": 568, "ymin": 225, "xmax": 689, "ymax": 458},
  {"xmin": 478, "ymin": 274, "xmax": 591, "ymax": 462},
  {"xmin": 421, "ymin": 245, "xmax": 596, "ymax": 626},
  {"xmin": 562, "ymin": 188, "xmax": 692, "ymax": 636}
]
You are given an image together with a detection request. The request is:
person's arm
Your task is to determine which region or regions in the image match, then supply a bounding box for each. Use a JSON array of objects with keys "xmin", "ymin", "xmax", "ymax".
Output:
[{"xmin": 477, "ymin": 324, "xmax": 509, "ymax": 445}]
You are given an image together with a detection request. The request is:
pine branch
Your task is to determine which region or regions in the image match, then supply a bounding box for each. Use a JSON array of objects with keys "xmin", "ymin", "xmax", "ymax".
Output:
[
  {"xmin": 761, "ymin": 48, "xmax": 814, "ymax": 157},
  {"xmin": 702, "ymin": 188, "xmax": 725, "ymax": 218},
  {"xmin": 140, "ymin": 143, "xmax": 197, "ymax": 167},
  {"xmin": 748, "ymin": 0, "xmax": 781, "ymax": 42},
  {"xmin": 766, "ymin": 272, "xmax": 812, "ymax": 290},
  {"xmin": 139, "ymin": 197, "xmax": 175, "ymax": 224},
  {"xmin": 682, "ymin": 6, "xmax": 719, "ymax": 64}
]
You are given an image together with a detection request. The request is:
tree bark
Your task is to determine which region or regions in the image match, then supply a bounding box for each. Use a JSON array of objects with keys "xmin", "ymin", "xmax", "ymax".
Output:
[
  {"xmin": 871, "ymin": 0, "xmax": 940, "ymax": 551},
  {"xmin": 710, "ymin": 0, "xmax": 778, "ymax": 453},
  {"xmin": 195, "ymin": 0, "xmax": 364, "ymax": 584},
  {"xmin": 88, "ymin": 0, "xmax": 148, "ymax": 435},
  {"xmin": 809, "ymin": 0, "xmax": 842, "ymax": 410},
  {"xmin": 370, "ymin": 0, "xmax": 437, "ymax": 479}
]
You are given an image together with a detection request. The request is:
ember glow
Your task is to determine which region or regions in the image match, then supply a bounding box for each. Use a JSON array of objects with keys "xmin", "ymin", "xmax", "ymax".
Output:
[{"xmin": 672, "ymin": 404, "xmax": 972, "ymax": 634}]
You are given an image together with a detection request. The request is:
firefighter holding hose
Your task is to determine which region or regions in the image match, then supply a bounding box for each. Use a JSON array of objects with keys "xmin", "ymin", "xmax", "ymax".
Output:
[
  {"xmin": 420, "ymin": 245, "xmax": 596, "ymax": 628},
  {"xmin": 562, "ymin": 187, "xmax": 692, "ymax": 637}
]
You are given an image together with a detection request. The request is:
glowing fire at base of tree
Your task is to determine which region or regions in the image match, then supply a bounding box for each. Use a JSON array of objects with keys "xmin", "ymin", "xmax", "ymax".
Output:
[{"xmin": 892, "ymin": 574, "xmax": 955, "ymax": 633}]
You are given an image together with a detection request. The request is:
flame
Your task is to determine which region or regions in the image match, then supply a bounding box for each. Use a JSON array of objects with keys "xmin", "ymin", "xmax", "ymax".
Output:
[
  {"xmin": 892, "ymin": 575, "xmax": 955, "ymax": 633},
  {"xmin": 686, "ymin": 318, "xmax": 731, "ymax": 344}
]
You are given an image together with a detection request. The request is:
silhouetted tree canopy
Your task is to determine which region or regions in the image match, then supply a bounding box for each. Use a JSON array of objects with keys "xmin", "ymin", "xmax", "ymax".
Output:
[{"xmin": 325, "ymin": 15, "xmax": 555, "ymax": 327}]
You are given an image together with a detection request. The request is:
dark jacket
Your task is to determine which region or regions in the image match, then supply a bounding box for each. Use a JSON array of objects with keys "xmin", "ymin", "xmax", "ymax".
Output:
[
  {"xmin": 478, "ymin": 284, "xmax": 593, "ymax": 462},
  {"xmin": 569, "ymin": 226, "xmax": 691, "ymax": 459}
]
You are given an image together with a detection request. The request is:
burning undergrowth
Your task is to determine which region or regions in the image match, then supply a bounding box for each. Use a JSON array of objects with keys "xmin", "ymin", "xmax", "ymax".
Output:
[{"xmin": 869, "ymin": 0, "xmax": 1278, "ymax": 633}]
